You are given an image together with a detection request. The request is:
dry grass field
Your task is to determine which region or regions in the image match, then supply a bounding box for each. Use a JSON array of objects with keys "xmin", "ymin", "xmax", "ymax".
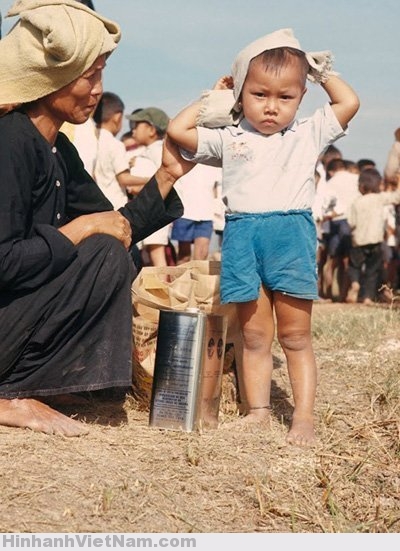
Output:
[{"xmin": 0, "ymin": 302, "xmax": 399, "ymax": 534}]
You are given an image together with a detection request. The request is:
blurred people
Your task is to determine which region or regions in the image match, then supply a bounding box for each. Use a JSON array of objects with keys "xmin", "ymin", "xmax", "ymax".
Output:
[
  {"xmin": 313, "ymin": 144, "xmax": 343, "ymax": 297},
  {"xmin": 126, "ymin": 107, "xmax": 172, "ymax": 266},
  {"xmin": 343, "ymin": 159, "xmax": 359, "ymax": 174},
  {"xmin": 384, "ymin": 127, "xmax": 400, "ymax": 185},
  {"xmin": 322, "ymin": 158, "xmax": 360, "ymax": 301},
  {"xmin": 357, "ymin": 158, "xmax": 376, "ymax": 172},
  {"xmin": 120, "ymin": 130, "xmax": 137, "ymax": 154},
  {"xmin": 346, "ymin": 168, "xmax": 400, "ymax": 304},
  {"xmin": 61, "ymin": 115, "xmax": 99, "ymax": 178},
  {"xmin": 171, "ymin": 164, "xmax": 222, "ymax": 263},
  {"xmin": 93, "ymin": 92, "xmax": 149, "ymax": 207},
  {"xmin": 381, "ymin": 178, "xmax": 400, "ymax": 297}
]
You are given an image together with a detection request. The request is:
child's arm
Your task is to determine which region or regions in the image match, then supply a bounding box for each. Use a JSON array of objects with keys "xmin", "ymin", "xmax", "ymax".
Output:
[
  {"xmin": 117, "ymin": 171, "xmax": 148, "ymax": 195},
  {"xmin": 166, "ymin": 101, "xmax": 201, "ymax": 154},
  {"xmin": 321, "ymin": 75, "xmax": 360, "ymax": 130},
  {"xmin": 167, "ymin": 76, "xmax": 233, "ymax": 154}
]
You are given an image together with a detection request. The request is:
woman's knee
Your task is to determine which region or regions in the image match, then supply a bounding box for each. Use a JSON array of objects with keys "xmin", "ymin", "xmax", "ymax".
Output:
[{"xmin": 79, "ymin": 234, "xmax": 135, "ymax": 285}]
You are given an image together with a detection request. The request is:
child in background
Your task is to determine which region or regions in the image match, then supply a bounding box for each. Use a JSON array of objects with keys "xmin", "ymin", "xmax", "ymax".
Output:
[
  {"xmin": 126, "ymin": 107, "xmax": 172, "ymax": 267},
  {"xmin": 168, "ymin": 28, "xmax": 359, "ymax": 446},
  {"xmin": 321, "ymin": 158, "xmax": 360, "ymax": 301},
  {"xmin": 171, "ymin": 164, "xmax": 222, "ymax": 264},
  {"xmin": 93, "ymin": 92, "xmax": 148, "ymax": 208},
  {"xmin": 346, "ymin": 168, "xmax": 400, "ymax": 304}
]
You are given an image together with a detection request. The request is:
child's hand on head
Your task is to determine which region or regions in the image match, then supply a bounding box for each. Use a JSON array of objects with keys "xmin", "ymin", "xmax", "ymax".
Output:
[{"xmin": 213, "ymin": 75, "xmax": 234, "ymax": 91}]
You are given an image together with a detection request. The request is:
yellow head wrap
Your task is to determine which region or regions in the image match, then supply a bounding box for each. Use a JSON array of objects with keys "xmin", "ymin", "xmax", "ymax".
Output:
[{"xmin": 0, "ymin": 0, "xmax": 121, "ymax": 105}]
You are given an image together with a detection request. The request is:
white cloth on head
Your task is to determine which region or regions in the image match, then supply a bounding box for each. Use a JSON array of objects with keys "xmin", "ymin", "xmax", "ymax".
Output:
[{"xmin": 197, "ymin": 28, "xmax": 336, "ymax": 129}]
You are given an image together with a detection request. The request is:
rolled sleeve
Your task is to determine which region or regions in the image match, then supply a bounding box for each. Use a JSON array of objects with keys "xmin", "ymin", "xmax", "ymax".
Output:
[
  {"xmin": 180, "ymin": 126, "xmax": 223, "ymax": 168},
  {"xmin": 119, "ymin": 176, "xmax": 183, "ymax": 243}
]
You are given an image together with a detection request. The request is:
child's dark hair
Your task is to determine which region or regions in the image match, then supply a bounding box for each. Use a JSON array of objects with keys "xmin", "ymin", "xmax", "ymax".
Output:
[
  {"xmin": 93, "ymin": 92, "xmax": 124, "ymax": 125},
  {"xmin": 357, "ymin": 158, "xmax": 376, "ymax": 172},
  {"xmin": 343, "ymin": 159, "xmax": 358, "ymax": 172},
  {"xmin": 326, "ymin": 158, "xmax": 346, "ymax": 173},
  {"xmin": 250, "ymin": 47, "xmax": 310, "ymax": 86},
  {"xmin": 358, "ymin": 168, "xmax": 382, "ymax": 194}
]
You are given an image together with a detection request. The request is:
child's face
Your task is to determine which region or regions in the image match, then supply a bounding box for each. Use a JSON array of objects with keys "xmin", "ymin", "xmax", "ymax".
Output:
[
  {"xmin": 241, "ymin": 58, "xmax": 306, "ymax": 135},
  {"xmin": 132, "ymin": 121, "xmax": 155, "ymax": 146}
]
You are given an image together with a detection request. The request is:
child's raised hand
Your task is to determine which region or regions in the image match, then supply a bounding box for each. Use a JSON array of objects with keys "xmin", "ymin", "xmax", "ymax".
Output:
[{"xmin": 213, "ymin": 75, "xmax": 234, "ymax": 90}]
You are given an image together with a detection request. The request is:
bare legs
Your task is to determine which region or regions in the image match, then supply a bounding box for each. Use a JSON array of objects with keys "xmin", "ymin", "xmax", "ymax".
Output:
[
  {"xmin": 236, "ymin": 286, "xmax": 275, "ymax": 423},
  {"xmin": 275, "ymin": 294, "xmax": 317, "ymax": 446},
  {"xmin": 236, "ymin": 288, "xmax": 317, "ymax": 446},
  {"xmin": 176, "ymin": 237, "xmax": 210, "ymax": 265},
  {"xmin": 146, "ymin": 244, "xmax": 168, "ymax": 267},
  {"xmin": 0, "ymin": 398, "xmax": 89, "ymax": 437}
]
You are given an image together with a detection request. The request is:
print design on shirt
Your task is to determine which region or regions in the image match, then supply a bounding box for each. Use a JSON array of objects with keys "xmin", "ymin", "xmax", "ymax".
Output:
[{"xmin": 228, "ymin": 141, "xmax": 254, "ymax": 162}]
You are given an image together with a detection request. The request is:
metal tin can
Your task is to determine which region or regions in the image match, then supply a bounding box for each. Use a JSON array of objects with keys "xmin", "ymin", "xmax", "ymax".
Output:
[{"xmin": 149, "ymin": 309, "xmax": 227, "ymax": 432}]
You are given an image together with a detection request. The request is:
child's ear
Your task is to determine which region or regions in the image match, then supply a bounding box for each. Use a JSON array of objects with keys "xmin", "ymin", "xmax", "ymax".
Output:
[{"xmin": 113, "ymin": 112, "xmax": 123, "ymax": 131}]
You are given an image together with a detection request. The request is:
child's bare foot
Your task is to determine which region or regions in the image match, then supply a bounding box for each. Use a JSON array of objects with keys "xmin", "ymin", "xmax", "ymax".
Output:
[
  {"xmin": 226, "ymin": 406, "xmax": 272, "ymax": 428},
  {"xmin": 346, "ymin": 281, "xmax": 360, "ymax": 303},
  {"xmin": 286, "ymin": 413, "xmax": 315, "ymax": 447},
  {"xmin": 198, "ymin": 414, "xmax": 219, "ymax": 430},
  {"xmin": 362, "ymin": 297, "xmax": 374, "ymax": 306}
]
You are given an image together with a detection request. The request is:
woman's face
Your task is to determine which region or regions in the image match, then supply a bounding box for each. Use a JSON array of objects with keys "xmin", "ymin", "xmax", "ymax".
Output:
[{"xmin": 42, "ymin": 55, "xmax": 106, "ymax": 125}]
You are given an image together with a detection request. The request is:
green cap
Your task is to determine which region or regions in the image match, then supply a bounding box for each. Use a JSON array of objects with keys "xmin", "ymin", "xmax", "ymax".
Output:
[{"xmin": 126, "ymin": 107, "xmax": 169, "ymax": 133}]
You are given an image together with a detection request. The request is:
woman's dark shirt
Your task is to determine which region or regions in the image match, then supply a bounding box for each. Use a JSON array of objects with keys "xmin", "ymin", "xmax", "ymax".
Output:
[{"xmin": 0, "ymin": 111, "xmax": 182, "ymax": 292}]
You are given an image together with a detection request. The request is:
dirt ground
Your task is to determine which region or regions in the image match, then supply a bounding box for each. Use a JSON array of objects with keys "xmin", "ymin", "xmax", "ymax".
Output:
[{"xmin": 0, "ymin": 302, "xmax": 399, "ymax": 534}]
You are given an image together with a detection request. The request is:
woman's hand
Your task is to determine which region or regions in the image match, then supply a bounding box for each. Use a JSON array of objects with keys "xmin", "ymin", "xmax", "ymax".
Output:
[{"xmin": 59, "ymin": 211, "xmax": 132, "ymax": 249}]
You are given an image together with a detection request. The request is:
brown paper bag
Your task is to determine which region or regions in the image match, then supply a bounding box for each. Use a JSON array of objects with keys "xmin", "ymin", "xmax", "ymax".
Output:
[
  {"xmin": 131, "ymin": 315, "xmax": 158, "ymax": 406},
  {"xmin": 131, "ymin": 260, "xmax": 242, "ymax": 407}
]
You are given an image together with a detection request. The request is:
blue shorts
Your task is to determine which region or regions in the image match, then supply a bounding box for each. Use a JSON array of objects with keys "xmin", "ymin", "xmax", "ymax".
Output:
[
  {"xmin": 221, "ymin": 210, "xmax": 318, "ymax": 303},
  {"xmin": 171, "ymin": 218, "xmax": 213, "ymax": 242}
]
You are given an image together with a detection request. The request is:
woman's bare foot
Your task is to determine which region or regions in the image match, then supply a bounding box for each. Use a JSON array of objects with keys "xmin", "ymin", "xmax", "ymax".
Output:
[
  {"xmin": 0, "ymin": 398, "xmax": 89, "ymax": 437},
  {"xmin": 286, "ymin": 413, "xmax": 315, "ymax": 447},
  {"xmin": 41, "ymin": 393, "xmax": 91, "ymax": 407}
]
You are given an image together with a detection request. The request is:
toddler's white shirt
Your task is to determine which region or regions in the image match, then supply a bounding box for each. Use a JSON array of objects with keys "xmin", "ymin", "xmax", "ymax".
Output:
[{"xmin": 184, "ymin": 103, "xmax": 345, "ymax": 213}]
